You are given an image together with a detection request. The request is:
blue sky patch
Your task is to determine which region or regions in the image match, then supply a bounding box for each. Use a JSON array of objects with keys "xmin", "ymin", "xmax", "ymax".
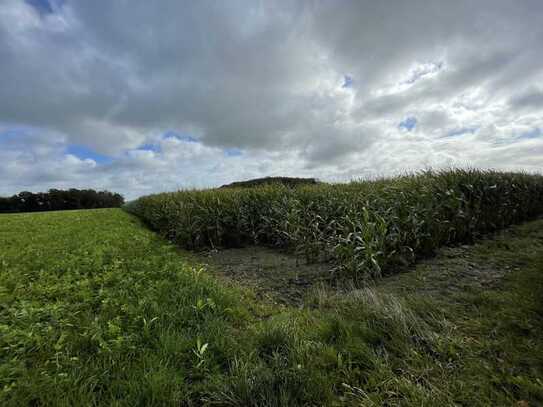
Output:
[
  {"xmin": 445, "ymin": 127, "xmax": 477, "ymax": 138},
  {"xmin": 399, "ymin": 117, "xmax": 417, "ymax": 131},
  {"xmin": 0, "ymin": 126, "xmax": 38, "ymax": 140},
  {"xmin": 0, "ymin": 128, "xmax": 26, "ymax": 142},
  {"xmin": 342, "ymin": 75, "xmax": 354, "ymax": 88},
  {"xmin": 518, "ymin": 128, "xmax": 541, "ymax": 139},
  {"xmin": 224, "ymin": 148, "xmax": 243, "ymax": 157},
  {"xmin": 138, "ymin": 143, "xmax": 161, "ymax": 153},
  {"xmin": 163, "ymin": 130, "xmax": 199, "ymax": 143},
  {"xmin": 25, "ymin": 0, "xmax": 54, "ymax": 15},
  {"xmin": 66, "ymin": 144, "xmax": 112, "ymax": 164}
]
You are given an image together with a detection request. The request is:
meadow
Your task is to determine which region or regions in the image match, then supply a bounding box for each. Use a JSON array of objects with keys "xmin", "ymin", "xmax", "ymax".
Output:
[{"xmin": 1, "ymin": 169, "xmax": 543, "ymax": 405}]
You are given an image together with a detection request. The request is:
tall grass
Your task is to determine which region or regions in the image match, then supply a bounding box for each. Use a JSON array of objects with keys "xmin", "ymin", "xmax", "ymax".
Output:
[{"xmin": 127, "ymin": 169, "xmax": 543, "ymax": 279}]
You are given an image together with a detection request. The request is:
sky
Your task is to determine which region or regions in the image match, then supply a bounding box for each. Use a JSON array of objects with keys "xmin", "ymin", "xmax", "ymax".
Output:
[{"xmin": 1, "ymin": 0, "xmax": 542, "ymax": 200}]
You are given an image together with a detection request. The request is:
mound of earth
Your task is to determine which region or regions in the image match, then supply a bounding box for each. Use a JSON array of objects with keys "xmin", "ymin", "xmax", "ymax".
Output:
[{"xmin": 219, "ymin": 176, "xmax": 319, "ymax": 189}]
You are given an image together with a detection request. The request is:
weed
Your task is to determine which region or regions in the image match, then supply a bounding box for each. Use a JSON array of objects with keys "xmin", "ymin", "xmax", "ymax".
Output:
[{"xmin": 193, "ymin": 338, "xmax": 210, "ymax": 369}]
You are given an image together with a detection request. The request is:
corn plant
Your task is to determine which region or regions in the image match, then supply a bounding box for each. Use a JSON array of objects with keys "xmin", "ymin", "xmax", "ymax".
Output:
[{"xmin": 127, "ymin": 169, "xmax": 543, "ymax": 280}]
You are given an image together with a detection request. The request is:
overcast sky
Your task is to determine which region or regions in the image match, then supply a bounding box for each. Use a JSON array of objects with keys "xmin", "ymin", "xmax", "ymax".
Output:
[{"xmin": 1, "ymin": 0, "xmax": 542, "ymax": 199}]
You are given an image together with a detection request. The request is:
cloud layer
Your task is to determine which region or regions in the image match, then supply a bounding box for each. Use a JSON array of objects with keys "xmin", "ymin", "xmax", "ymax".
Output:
[{"xmin": 1, "ymin": 0, "xmax": 542, "ymax": 199}]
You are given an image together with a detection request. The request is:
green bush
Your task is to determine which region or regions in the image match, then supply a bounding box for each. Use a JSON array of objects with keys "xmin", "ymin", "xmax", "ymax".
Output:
[{"xmin": 127, "ymin": 169, "xmax": 543, "ymax": 279}]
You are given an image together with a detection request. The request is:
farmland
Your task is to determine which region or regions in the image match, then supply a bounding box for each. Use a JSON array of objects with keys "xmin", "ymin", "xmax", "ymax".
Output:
[
  {"xmin": 128, "ymin": 170, "xmax": 543, "ymax": 279},
  {"xmin": 1, "ymin": 170, "xmax": 543, "ymax": 405}
]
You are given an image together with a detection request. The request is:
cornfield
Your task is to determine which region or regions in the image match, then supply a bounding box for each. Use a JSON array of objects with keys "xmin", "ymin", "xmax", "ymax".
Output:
[{"xmin": 126, "ymin": 169, "xmax": 543, "ymax": 279}]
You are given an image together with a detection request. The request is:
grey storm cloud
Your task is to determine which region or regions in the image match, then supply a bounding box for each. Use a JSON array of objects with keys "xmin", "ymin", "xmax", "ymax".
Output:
[
  {"xmin": 0, "ymin": 0, "xmax": 542, "ymax": 199},
  {"xmin": 510, "ymin": 88, "xmax": 543, "ymax": 110}
]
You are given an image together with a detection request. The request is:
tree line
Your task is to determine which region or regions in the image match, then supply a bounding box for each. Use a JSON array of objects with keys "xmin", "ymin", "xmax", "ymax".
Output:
[{"xmin": 0, "ymin": 189, "xmax": 124, "ymax": 213}]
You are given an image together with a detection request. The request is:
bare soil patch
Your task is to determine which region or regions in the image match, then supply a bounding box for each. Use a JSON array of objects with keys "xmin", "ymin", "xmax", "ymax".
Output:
[
  {"xmin": 195, "ymin": 246, "xmax": 334, "ymax": 306},
  {"xmin": 196, "ymin": 219, "xmax": 543, "ymax": 307}
]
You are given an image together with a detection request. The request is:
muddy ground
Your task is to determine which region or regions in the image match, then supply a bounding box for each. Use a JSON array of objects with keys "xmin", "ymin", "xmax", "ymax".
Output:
[
  {"xmin": 195, "ymin": 246, "xmax": 335, "ymax": 306},
  {"xmin": 195, "ymin": 219, "xmax": 542, "ymax": 306}
]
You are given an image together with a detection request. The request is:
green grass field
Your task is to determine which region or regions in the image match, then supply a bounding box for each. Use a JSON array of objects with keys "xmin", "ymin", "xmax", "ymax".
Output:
[{"xmin": 1, "ymin": 208, "xmax": 542, "ymax": 405}]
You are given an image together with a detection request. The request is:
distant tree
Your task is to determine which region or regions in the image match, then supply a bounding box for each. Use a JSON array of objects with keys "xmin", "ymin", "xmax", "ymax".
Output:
[
  {"xmin": 0, "ymin": 189, "xmax": 125, "ymax": 213},
  {"xmin": 48, "ymin": 189, "xmax": 64, "ymax": 211},
  {"xmin": 0, "ymin": 197, "xmax": 17, "ymax": 213},
  {"xmin": 17, "ymin": 191, "xmax": 39, "ymax": 212}
]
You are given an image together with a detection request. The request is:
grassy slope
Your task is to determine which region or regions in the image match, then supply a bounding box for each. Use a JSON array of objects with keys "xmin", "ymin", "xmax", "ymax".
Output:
[
  {"xmin": 1, "ymin": 209, "xmax": 542, "ymax": 406},
  {"xmin": 373, "ymin": 219, "xmax": 543, "ymax": 404},
  {"xmin": 0, "ymin": 209, "xmax": 255, "ymax": 405}
]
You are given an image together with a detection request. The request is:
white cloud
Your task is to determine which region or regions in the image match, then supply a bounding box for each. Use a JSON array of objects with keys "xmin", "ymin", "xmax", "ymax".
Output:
[{"xmin": 0, "ymin": 0, "xmax": 542, "ymax": 199}]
